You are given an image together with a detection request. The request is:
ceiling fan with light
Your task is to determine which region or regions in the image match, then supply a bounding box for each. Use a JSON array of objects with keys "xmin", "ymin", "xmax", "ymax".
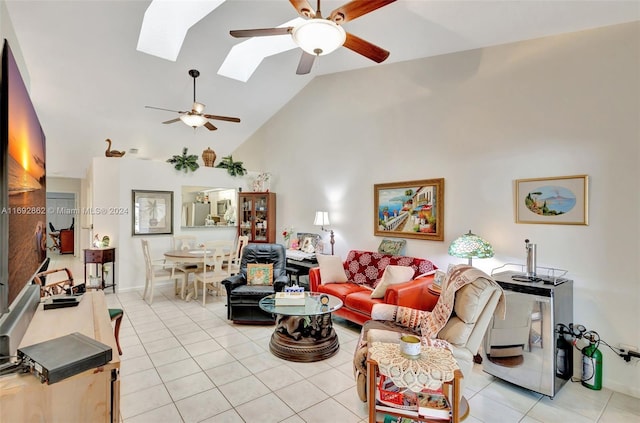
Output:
[
  {"xmin": 146, "ymin": 69, "xmax": 240, "ymax": 131},
  {"xmin": 229, "ymin": 0, "xmax": 396, "ymax": 75}
]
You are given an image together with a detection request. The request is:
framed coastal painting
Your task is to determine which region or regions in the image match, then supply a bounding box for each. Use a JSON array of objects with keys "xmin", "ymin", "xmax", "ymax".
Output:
[
  {"xmin": 515, "ymin": 175, "xmax": 588, "ymax": 225},
  {"xmin": 374, "ymin": 178, "xmax": 444, "ymax": 241},
  {"xmin": 132, "ymin": 190, "xmax": 173, "ymax": 235}
]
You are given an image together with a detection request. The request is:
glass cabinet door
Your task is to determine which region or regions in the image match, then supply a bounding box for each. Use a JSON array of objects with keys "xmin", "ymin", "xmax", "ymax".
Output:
[
  {"xmin": 254, "ymin": 195, "xmax": 268, "ymax": 241},
  {"xmin": 238, "ymin": 192, "xmax": 276, "ymax": 243},
  {"xmin": 240, "ymin": 196, "xmax": 253, "ymax": 239}
]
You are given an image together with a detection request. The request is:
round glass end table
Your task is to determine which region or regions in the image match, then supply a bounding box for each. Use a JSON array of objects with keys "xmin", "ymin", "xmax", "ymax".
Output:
[{"xmin": 259, "ymin": 292, "xmax": 343, "ymax": 362}]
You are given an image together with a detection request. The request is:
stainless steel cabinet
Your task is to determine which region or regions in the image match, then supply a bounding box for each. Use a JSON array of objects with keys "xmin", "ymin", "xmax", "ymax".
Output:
[{"xmin": 482, "ymin": 270, "xmax": 573, "ymax": 398}]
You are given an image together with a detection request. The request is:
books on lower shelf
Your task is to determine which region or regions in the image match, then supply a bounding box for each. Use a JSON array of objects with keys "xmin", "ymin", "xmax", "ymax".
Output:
[
  {"xmin": 274, "ymin": 291, "xmax": 305, "ymax": 306},
  {"xmin": 376, "ymin": 374, "xmax": 451, "ymax": 420},
  {"xmin": 417, "ymin": 390, "xmax": 451, "ymax": 419},
  {"xmin": 382, "ymin": 414, "xmax": 419, "ymax": 423}
]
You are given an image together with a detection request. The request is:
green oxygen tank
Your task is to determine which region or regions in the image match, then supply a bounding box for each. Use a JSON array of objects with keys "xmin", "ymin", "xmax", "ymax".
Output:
[{"xmin": 582, "ymin": 336, "xmax": 603, "ymax": 390}]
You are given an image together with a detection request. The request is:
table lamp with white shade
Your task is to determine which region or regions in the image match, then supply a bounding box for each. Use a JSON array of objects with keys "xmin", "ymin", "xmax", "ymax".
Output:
[{"xmin": 313, "ymin": 211, "xmax": 335, "ymax": 255}]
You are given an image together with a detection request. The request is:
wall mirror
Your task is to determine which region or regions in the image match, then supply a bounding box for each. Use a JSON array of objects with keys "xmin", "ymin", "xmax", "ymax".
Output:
[{"xmin": 181, "ymin": 186, "xmax": 237, "ymax": 228}]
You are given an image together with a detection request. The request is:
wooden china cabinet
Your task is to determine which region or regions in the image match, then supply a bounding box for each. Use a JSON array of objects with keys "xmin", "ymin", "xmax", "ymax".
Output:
[{"xmin": 238, "ymin": 192, "xmax": 276, "ymax": 243}]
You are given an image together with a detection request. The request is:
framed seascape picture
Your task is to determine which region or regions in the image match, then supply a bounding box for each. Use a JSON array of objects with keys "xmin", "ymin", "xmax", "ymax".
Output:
[
  {"xmin": 374, "ymin": 178, "xmax": 444, "ymax": 241},
  {"xmin": 132, "ymin": 190, "xmax": 173, "ymax": 235},
  {"xmin": 515, "ymin": 175, "xmax": 588, "ymax": 225}
]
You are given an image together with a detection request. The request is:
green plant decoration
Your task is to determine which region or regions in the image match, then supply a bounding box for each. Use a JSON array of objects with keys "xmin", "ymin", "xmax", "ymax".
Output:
[
  {"xmin": 167, "ymin": 147, "xmax": 199, "ymax": 173},
  {"xmin": 215, "ymin": 155, "xmax": 247, "ymax": 177}
]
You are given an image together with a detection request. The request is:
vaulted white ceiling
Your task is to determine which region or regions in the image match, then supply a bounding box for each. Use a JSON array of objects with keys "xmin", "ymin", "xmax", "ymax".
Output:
[{"xmin": 5, "ymin": 0, "xmax": 638, "ymax": 178}]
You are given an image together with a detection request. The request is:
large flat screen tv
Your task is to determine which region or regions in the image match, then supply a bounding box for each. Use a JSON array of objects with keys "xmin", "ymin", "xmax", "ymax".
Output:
[{"xmin": 0, "ymin": 39, "xmax": 47, "ymax": 362}]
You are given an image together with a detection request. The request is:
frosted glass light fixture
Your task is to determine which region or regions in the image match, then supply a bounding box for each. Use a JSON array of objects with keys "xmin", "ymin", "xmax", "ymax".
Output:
[
  {"xmin": 180, "ymin": 113, "xmax": 208, "ymax": 128},
  {"xmin": 292, "ymin": 19, "xmax": 346, "ymax": 56},
  {"xmin": 448, "ymin": 230, "xmax": 494, "ymax": 266}
]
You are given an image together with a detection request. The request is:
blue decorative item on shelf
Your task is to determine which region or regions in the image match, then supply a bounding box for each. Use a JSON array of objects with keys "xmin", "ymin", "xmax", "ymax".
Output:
[{"xmin": 285, "ymin": 285, "xmax": 304, "ymax": 293}]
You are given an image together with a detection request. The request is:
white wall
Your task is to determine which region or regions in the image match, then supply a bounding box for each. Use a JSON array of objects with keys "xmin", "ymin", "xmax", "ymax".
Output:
[
  {"xmin": 0, "ymin": 1, "xmax": 27, "ymax": 87},
  {"xmin": 235, "ymin": 23, "xmax": 640, "ymax": 397},
  {"xmin": 89, "ymin": 157, "xmax": 255, "ymax": 292}
]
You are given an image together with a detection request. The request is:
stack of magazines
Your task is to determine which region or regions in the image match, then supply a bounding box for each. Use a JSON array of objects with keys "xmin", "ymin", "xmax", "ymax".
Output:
[
  {"xmin": 274, "ymin": 291, "xmax": 305, "ymax": 306},
  {"xmin": 376, "ymin": 375, "xmax": 451, "ymax": 420}
]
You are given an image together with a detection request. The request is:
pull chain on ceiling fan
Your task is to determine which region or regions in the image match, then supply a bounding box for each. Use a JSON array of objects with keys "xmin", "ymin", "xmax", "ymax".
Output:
[
  {"xmin": 230, "ymin": 0, "xmax": 396, "ymax": 75},
  {"xmin": 145, "ymin": 69, "xmax": 240, "ymax": 131}
]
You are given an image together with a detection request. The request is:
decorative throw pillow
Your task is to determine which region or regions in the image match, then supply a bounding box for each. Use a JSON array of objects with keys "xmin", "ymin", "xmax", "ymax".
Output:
[
  {"xmin": 316, "ymin": 254, "xmax": 348, "ymax": 283},
  {"xmin": 247, "ymin": 263, "xmax": 274, "ymax": 285},
  {"xmin": 370, "ymin": 265, "xmax": 415, "ymax": 298}
]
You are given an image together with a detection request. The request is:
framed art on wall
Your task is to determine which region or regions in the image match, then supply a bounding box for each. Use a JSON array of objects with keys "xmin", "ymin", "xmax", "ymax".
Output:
[
  {"xmin": 374, "ymin": 178, "xmax": 444, "ymax": 241},
  {"xmin": 132, "ymin": 190, "xmax": 173, "ymax": 235},
  {"xmin": 515, "ymin": 175, "xmax": 588, "ymax": 225}
]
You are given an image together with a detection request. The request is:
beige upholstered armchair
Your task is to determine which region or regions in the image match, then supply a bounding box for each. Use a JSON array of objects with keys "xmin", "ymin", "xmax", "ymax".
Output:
[{"xmin": 353, "ymin": 266, "xmax": 504, "ymax": 401}]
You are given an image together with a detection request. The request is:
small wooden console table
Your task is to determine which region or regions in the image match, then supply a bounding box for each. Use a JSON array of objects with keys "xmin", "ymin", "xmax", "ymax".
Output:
[
  {"xmin": 84, "ymin": 247, "xmax": 116, "ymax": 292},
  {"xmin": 0, "ymin": 291, "xmax": 120, "ymax": 422}
]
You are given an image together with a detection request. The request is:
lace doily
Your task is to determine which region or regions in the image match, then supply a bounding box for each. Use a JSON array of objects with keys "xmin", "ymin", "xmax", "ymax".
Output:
[{"xmin": 369, "ymin": 341, "xmax": 459, "ymax": 392}]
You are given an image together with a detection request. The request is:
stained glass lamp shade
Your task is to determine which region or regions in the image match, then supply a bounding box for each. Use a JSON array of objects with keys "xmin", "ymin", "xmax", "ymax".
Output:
[{"xmin": 448, "ymin": 230, "xmax": 494, "ymax": 265}]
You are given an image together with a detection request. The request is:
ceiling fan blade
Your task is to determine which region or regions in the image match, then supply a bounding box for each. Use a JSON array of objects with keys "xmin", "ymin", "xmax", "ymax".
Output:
[
  {"xmin": 230, "ymin": 27, "xmax": 292, "ymax": 38},
  {"xmin": 343, "ymin": 32, "xmax": 390, "ymax": 63},
  {"xmin": 289, "ymin": 0, "xmax": 315, "ymax": 18},
  {"xmin": 203, "ymin": 114, "xmax": 241, "ymax": 123},
  {"xmin": 296, "ymin": 51, "xmax": 316, "ymax": 75},
  {"xmin": 204, "ymin": 122, "xmax": 218, "ymax": 131},
  {"xmin": 145, "ymin": 105, "xmax": 186, "ymax": 114},
  {"xmin": 329, "ymin": 0, "xmax": 396, "ymax": 24},
  {"xmin": 162, "ymin": 118, "xmax": 181, "ymax": 124}
]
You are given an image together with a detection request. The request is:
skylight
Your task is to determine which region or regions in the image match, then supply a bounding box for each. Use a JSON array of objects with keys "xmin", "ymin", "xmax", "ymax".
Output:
[
  {"xmin": 137, "ymin": 0, "xmax": 226, "ymax": 61},
  {"xmin": 217, "ymin": 18, "xmax": 304, "ymax": 82}
]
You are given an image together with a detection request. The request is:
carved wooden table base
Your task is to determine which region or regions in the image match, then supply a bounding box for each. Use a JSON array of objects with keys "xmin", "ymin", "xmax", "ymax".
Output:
[{"xmin": 269, "ymin": 314, "xmax": 340, "ymax": 362}]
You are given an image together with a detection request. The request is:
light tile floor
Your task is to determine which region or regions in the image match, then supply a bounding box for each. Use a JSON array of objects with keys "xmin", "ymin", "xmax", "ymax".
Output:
[{"xmin": 48, "ymin": 254, "xmax": 639, "ymax": 423}]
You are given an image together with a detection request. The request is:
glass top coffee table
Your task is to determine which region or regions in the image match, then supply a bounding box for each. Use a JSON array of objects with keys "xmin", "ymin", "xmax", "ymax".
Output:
[{"xmin": 259, "ymin": 292, "xmax": 343, "ymax": 362}]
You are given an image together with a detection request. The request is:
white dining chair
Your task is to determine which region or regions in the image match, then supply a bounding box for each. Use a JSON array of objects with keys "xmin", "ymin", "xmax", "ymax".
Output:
[
  {"xmin": 172, "ymin": 235, "xmax": 197, "ymax": 251},
  {"xmin": 141, "ymin": 238, "xmax": 185, "ymax": 304},
  {"xmin": 193, "ymin": 240, "xmax": 234, "ymax": 306},
  {"xmin": 171, "ymin": 235, "xmax": 200, "ymax": 298},
  {"xmin": 229, "ymin": 235, "xmax": 249, "ymax": 276}
]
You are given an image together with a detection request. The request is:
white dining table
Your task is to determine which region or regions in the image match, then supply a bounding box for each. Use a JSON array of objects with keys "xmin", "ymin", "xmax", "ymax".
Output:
[
  {"xmin": 164, "ymin": 248, "xmax": 233, "ymax": 300},
  {"xmin": 164, "ymin": 249, "xmax": 213, "ymax": 264}
]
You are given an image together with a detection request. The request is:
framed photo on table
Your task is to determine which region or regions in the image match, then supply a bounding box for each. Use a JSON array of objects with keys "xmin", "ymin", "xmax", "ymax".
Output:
[
  {"xmin": 296, "ymin": 232, "xmax": 321, "ymax": 253},
  {"xmin": 132, "ymin": 190, "xmax": 173, "ymax": 235},
  {"xmin": 515, "ymin": 175, "xmax": 588, "ymax": 225},
  {"xmin": 374, "ymin": 178, "xmax": 444, "ymax": 241}
]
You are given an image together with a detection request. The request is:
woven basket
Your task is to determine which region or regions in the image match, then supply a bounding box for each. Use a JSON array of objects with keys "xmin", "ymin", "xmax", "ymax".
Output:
[{"xmin": 202, "ymin": 147, "xmax": 216, "ymax": 167}]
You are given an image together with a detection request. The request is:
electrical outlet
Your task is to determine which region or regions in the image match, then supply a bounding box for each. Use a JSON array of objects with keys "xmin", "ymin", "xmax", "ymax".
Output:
[{"xmin": 619, "ymin": 343, "xmax": 639, "ymax": 352}]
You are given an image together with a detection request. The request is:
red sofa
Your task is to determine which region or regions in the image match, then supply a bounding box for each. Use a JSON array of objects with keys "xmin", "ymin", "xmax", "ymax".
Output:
[{"xmin": 309, "ymin": 250, "xmax": 439, "ymax": 325}]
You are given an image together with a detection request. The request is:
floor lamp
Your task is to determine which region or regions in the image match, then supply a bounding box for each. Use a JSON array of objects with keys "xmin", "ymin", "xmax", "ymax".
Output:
[{"xmin": 313, "ymin": 211, "xmax": 334, "ymax": 255}]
